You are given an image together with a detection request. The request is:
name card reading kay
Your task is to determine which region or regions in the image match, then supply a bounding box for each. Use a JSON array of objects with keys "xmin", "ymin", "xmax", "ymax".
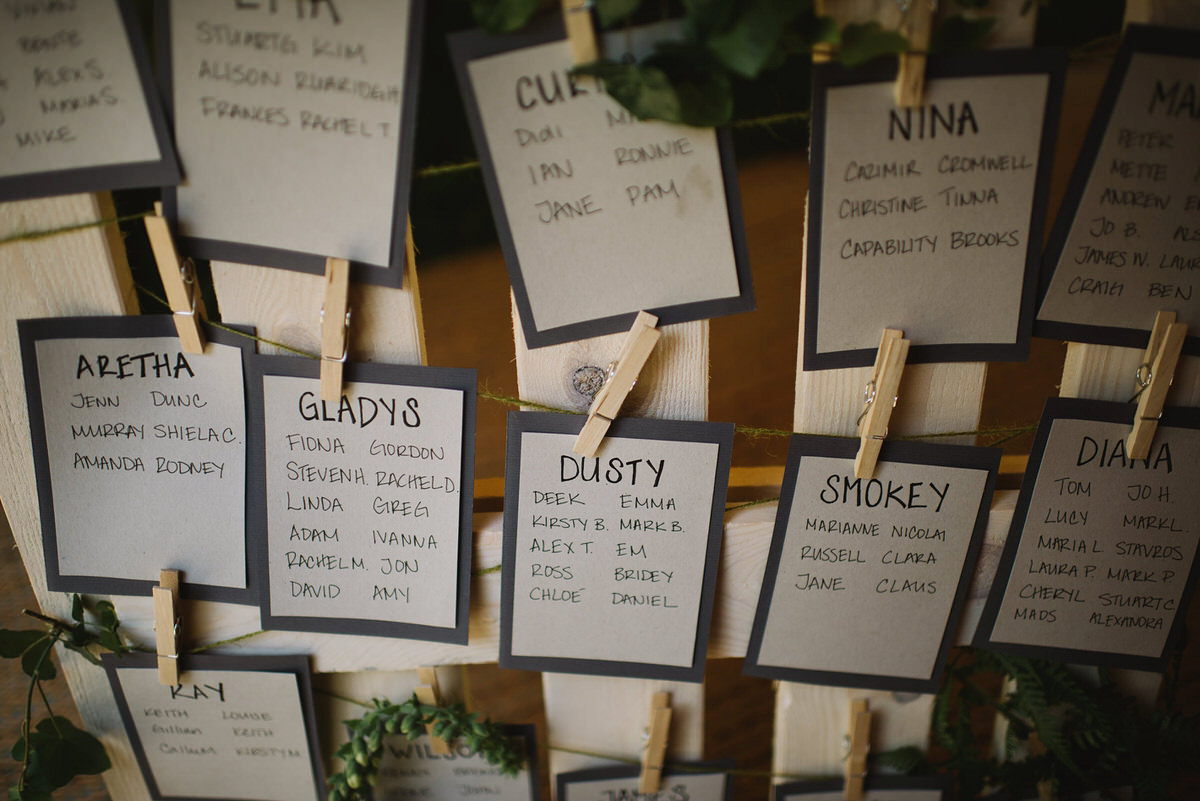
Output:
[
  {"xmin": 159, "ymin": 0, "xmax": 424, "ymax": 286},
  {"xmin": 249, "ymin": 357, "xmax": 476, "ymax": 642},
  {"xmin": 104, "ymin": 654, "xmax": 324, "ymax": 801},
  {"xmin": 745, "ymin": 437, "xmax": 997, "ymax": 692},
  {"xmin": 0, "ymin": 0, "xmax": 179, "ymax": 201},
  {"xmin": 19, "ymin": 316, "xmax": 252, "ymax": 603},
  {"xmin": 450, "ymin": 18, "xmax": 753, "ymax": 347},
  {"xmin": 977, "ymin": 398, "xmax": 1200, "ymax": 671},
  {"xmin": 804, "ymin": 49, "xmax": 1064, "ymax": 369},
  {"xmin": 556, "ymin": 763, "xmax": 732, "ymax": 801},
  {"xmin": 1036, "ymin": 25, "xmax": 1200, "ymax": 353},
  {"xmin": 376, "ymin": 726, "xmax": 538, "ymax": 801},
  {"xmin": 775, "ymin": 776, "xmax": 951, "ymax": 801},
  {"xmin": 501, "ymin": 412, "xmax": 733, "ymax": 680}
]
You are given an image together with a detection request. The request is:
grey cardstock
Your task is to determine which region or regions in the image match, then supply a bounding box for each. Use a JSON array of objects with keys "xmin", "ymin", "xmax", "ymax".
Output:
[
  {"xmin": 375, "ymin": 727, "xmax": 537, "ymax": 801},
  {"xmin": 556, "ymin": 763, "xmax": 732, "ymax": 801},
  {"xmin": 775, "ymin": 776, "xmax": 951, "ymax": 801},
  {"xmin": 19, "ymin": 316, "xmax": 253, "ymax": 603},
  {"xmin": 977, "ymin": 398, "xmax": 1200, "ymax": 670}
]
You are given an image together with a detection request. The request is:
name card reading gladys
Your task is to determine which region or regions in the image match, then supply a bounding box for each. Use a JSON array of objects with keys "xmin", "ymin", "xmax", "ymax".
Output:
[
  {"xmin": 805, "ymin": 50, "xmax": 1064, "ymax": 369},
  {"xmin": 375, "ymin": 727, "xmax": 537, "ymax": 801},
  {"xmin": 745, "ymin": 437, "xmax": 997, "ymax": 692},
  {"xmin": 556, "ymin": 764, "xmax": 732, "ymax": 801},
  {"xmin": 19, "ymin": 316, "xmax": 252, "ymax": 603},
  {"xmin": 161, "ymin": 0, "xmax": 423, "ymax": 286},
  {"xmin": 450, "ymin": 18, "xmax": 753, "ymax": 347},
  {"xmin": 105, "ymin": 654, "xmax": 324, "ymax": 801},
  {"xmin": 1037, "ymin": 25, "xmax": 1200, "ymax": 352},
  {"xmin": 775, "ymin": 777, "xmax": 950, "ymax": 801},
  {"xmin": 501, "ymin": 412, "xmax": 733, "ymax": 681},
  {"xmin": 250, "ymin": 358, "xmax": 475, "ymax": 642},
  {"xmin": 0, "ymin": 0, "xmax": 178, "ymax": 200},
  {"xmin": 977, "ymin": 398, "xmax": 1200, "ymax": 670}
]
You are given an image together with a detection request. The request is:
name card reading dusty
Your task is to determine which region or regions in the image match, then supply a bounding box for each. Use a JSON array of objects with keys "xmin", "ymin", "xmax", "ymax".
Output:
[
  {"xmin": 0, "ymin": 0, "xmax": 178, "ymax": 200},
  {"xmin": 805, "ymin": 50, "xmax": 1063, "ymax": 368},
  {"xmin": 501, "ymin": 413, "xmax": 732, "ymax": 681},
  {"xmin": 376, "ymin": 728, "xmax": 537, "ymax": 801},
  {"xmin": 162, "ymin": 0, "xmax": 422, "ymax": 285},
  {"xmin": 978, "ymin": 398, "xmax": 1200, "ymax": 670},
  {"xmin": 450, "ymin": 19, "xmax": 752, "ymax": 347},
  {"xmin": 105, "ymin": 654, "xmax": 324, "ymax": 801},
  {"xmin": 1037, "ymin": 25, "xmax": 1200, "ymax": 351},
  {"xmin": 252, "ymin": 358, "xmax": 475, "ymax": 642},
  {"xmin": 19, "ymin": 317, "xmax": 251, "ymax": 602},
  {"xmin": 556, "ymin": 764, "xmax": 731, "ymax": 801},
  {"xmin": 745, "ymin": 437, "xmax": 997, "ymax": 692}
]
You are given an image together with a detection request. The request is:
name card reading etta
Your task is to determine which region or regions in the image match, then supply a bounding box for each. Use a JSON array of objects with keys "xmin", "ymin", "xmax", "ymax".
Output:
[
  {"xmin": 249, "ymin": 357, "xmax": 476, "ymax": 643},
  {"xmin": 19, "ymin": 316, "xmax": 253, "ymax": 603},
  {"xmin": 0, "ymin": 0, "xmax": 179, "ymax": 201},
  {"xmin": 450, "ymin": 17, "xmax": 753, "ymax": 347},
  {"xmin": 744, "ymin": 437, "xmax": 998, "ymax": 692},
  {"xmin": 556, "ymin": 763, "xmax": 732, "ymax": 801},
  {"xmin": 804, "ymin": 50, "xmax": 1064, "ymax": 369},
  {"xmin": 501, "ymin": 412, "xmax": 733, "ymax": 681},
  {"xmin": 375, "ymin": 726, "xmax": 538, "ymax": 801},
  {"xmin": 977, "ymin": 398, "xmax": 1200, "ymax": 671},
  {"xmin": 1036, "ymin": 25, "xmax": 1200, "ymax": 352},
  {"xmin": 104, "ymin": 654, "xmax": 325, "ymax": 801}
]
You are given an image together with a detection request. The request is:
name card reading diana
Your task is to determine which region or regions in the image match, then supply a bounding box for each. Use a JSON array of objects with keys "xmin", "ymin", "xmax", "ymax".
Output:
[
  {"xmin": 501, "ymin": 412, "xmax": 733, "ymax": 680},
  {"xmin": 104, "ymin": 654, "xmax": 324, "ymax": 801},
  {"xmin": 249, "ymin": 357, "xmax": 475, "ymax": 642},
  {"xmin": 804, "ymin": 50, "xmax": 1064, "ymax": 369},
  {"xmin": 744, "ymin": 437, "xmax": 998, "ymax": 692},
  {"xmin": 19, "ymin": 316, "xmax": 252, "ymax": 603},
  {"xmin": 0, "ymin": 0, "xmax": 179, "ymax": 201},
  {"xmin": 976, "ymin": 398, "xmax": 1200, "ymax": 670},
  {"xmin": 555, "ymin": 763, "xmax": 732, "ymax": 801},
  {"xmin": 775, "ymin": 776, "xmax": 951, "ymax": 801},
  {"xmin": 1036, "ymin": 25, "xmax": 1200, "ymax": 353},
  {"xmin": 375, "ymin": 726, "xmax": 537, "ymax": 801},
  {"xmin": 449, "ymin": 17, "xmax": 753, "ymax": 348},
  {"xmin": 158, "ymin": 0, "xmax": 424, "ymax": 286}
]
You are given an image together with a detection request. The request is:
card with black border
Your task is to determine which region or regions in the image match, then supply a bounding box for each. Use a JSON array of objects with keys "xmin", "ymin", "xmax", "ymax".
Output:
[
  {"xmin": 555, "ymin": 762, "xmax": 732, "ymax": 801},
  {"xmin": 103, "ymin": 653, "xmax": 325, "ymax": 801},
  {"xmin": 247, "ymin": 355, "xmax": 475, "ymax": 643},
  {"xmin": 975, "ymin": 397, "xmax": 1200, "ymax": 671},
  {"xmin": 774, "ymin": 775, "xmax": 952, "ymax": 801},
  {"xmin": 155, "ymin": 0, "xmax": 425, "ymax": 287},
  {"xmin": 500, "ymin": 412, "xmax": 732, "ymax": 681},
  {"xmin": 448, "ymin": 16, "xmax": 754, "ymax": 348},
  {"xmin": 743, "ymin": 436, "xmax": 998, "ymax": 692},
  {"xmin": 375, "ymin": 725, "xmax": 539, "ymax": 801},
  {"xmin": 803, "ymin": 49, "xmax": 1064, "ymax": 369},
  {"xmin": 19, "ymin": 315, "xmax": 254, "ymax": 603},
  {"xmin": 0, "ymin": 0, "xmax": 180, "ymax": 201},
  {"xmin": 1036, "ymin": 25, "xmax": 1200, "ymax": 354}
]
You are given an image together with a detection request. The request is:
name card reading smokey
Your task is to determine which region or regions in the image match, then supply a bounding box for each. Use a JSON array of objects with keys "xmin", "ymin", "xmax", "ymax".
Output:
[
  {"xmin": 804, "ymin": 50, "xmax": 1064, "ymax": 369},
  {"xmin": 19, "ymin": 317, "xmax": 252, "ymax": 603},
  {"xmin": 977, "ymin": 399, "xmax": 1200, "ymax": 670},
  {"xmin": 0, "ymin": 0, "xmax": 179, "ymax": 201},
  {"xmin": 745, "ymin": 437, "xmax": 997, "ymax": 692},
  {"xmin": 501, "ymin": 413, "xmax": 733, "ymax": 681},
  {"xmin": 104, "ymin": 654, "xmax": 324, "ymax": 801},
  {"xmin": 375, "ymin": 728, "xmax": 537, "ymax": 801},
  {"xmin": 1036, "ymin": 26, "xmax": 1200, "ymax": 352},
  {"xmin": 555, "ymin": 764, "xmax": 732, "ymax": 801},
  {"xmin": 160, "ymin": 0, "xmax": 423, "ymax": 285},
  {"xmin": 450, "ymin": 18, "xmax": 752, "ymax": 347},
  {"xmin": 251, "ymin": 358, "xmax": 475, "ymax": 642}
]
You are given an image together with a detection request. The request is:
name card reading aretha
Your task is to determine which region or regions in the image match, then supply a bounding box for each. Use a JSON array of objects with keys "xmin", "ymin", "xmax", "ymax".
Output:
[{"xmin": 376, "ymin": 731, "xmax": 536, "ymax": 801}]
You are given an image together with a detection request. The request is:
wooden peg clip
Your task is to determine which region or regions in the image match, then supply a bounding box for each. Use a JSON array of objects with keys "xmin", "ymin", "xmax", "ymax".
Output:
[
  {"xmin": 895, "ymin": 0, "xmax": 935, "ymax": 107},
  {"xmin": 415, "ymin": 667, "xmax": 452, "ymax": 755},
  {"xmin": 573, "ymin": 311, "xmax": 661, "ymax": 457},
  {"xmin": 843, "ymin": 699, "xmax": 871, "ymax": 801},
  {"xmin": 855, "ymin": 329, "xmax": 909, "ymax": 480},
  {"xmin": 1128, "ymin": 310, "xmax": 1187, "ymax": 459},
  {"xmin": 153, "ymin": 569, "xmax": 181, "ymax": 686},
  {"xmin": 320, "ymin": 257, "xmax": 351, "ymax": 402},
  {"xmin": 638, "ymin": 692, "xmax": 672, "ymax": 794},
  {"xmin": 145, "ymin": 205, "xmax": 205, "ymax": 354},
  {"xmin": 561, "ymin": 0, "xmax": 598, "ymax": 65}
]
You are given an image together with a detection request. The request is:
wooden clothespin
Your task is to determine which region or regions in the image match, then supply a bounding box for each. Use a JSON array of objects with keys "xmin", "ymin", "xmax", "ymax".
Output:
[
  {"xmin": 843, "ymin": 699, "xmax": 871, "ymax": 801},
  {"xmin": 415, "ymin": 667, "xmax": 452, "ymax": 755},
  {"xmin": 320, "ymin": 257, "xmax": 351, "ymax": 402},
  {"xmin": 561, "ymin": 0, "xmax": 598, "ymax": 65},
  {"xmin": 855, "ymin": 329, "xmax": 909, "ymax": 480},
  {"xmin": 1128, "ymin": 310, "xmax": 1187, "ymax": 459},
  {"xmin": 145, "ymin": 203, "xmax": 205, "ymax": 354},
  {"xmin": 895, "ymin": 0, "xmax": 935, "ymax": 107},
  {"xmin": 153, "ymin": 569, "xmax": 181, "ymax": 686},
  {"xmin": 573, "ymin": 311, "xmax": 661, "ymax": 457},
  {"xmin": 638, "ymin": 692, "xmax": 672, "ymax": 794}
]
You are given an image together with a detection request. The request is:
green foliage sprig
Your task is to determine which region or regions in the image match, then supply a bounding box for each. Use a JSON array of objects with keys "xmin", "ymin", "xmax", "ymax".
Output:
[{"xmin": 328, "ymin": 694, "xmax": 525, "ymax": 801}]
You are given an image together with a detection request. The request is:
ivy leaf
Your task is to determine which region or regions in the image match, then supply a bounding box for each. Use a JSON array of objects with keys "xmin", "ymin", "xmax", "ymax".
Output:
[
  {"xmin": 704, "ymin": 0, "xmax": 803, "ymax": 78},
  {"xmin": 61, "ymin": 642, "xmax": 102, "ymax": 667},
  {"xmin": 469, "ymin": 0, "xmax": 539, "ymax": 34},
  {"xmin": 837, "ymin": 21, "xmax": 908, "ymax": 67},
  {"xmin": 95, "ymin": 601, "xmax": 118, "ymax": 632},
  {"xmin": 575, "ymin": 44, "xmax": 732, "ymax": 126},
  {"xmin": 871, "ymin": 745, "xmax": 926, "ymax": 774},
  {"xmin": 680, "ymin": 0, "xmax": 739, "ymax": 41},
  {"xmin": 0, "ymin": 631, "xmax": 46, "ymax": 660},
  {"xmin": 70, "ymin": 595, "xmax": 84, "ymax": 624},
  {"xmin": 932, "ymin": 14, "xmax": 996, "ymax": 54},
  {"xmin": 595, "ymin": 0, "xmax": 640, "ymax": 27},
  {"xmin": 20, "ymin": 642, "xmax": 55, "ymax": 681}
]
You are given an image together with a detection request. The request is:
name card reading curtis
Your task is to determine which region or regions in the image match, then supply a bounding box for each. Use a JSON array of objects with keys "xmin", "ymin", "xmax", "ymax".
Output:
[
  {"xmin": 501, "ymin": 413, "xmax": 732, "ymax": 681},
  {"xmin": 19, "ymin": 317, "xmax": 252, "ymax": 602},
  {"xmin": 251, "ymin": 359, "xmax": 475, "ymax": 642},
  {"xmin": 978, "ymin": 399, "xmax": 1200, "ymax": 670},
  {"xmin": 376, "ymin": 728, "xmax": 537, "ymax": 801},
  {"xmin": 745, "ymin": 438, "xmax": 997, "ymax": 692}
]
